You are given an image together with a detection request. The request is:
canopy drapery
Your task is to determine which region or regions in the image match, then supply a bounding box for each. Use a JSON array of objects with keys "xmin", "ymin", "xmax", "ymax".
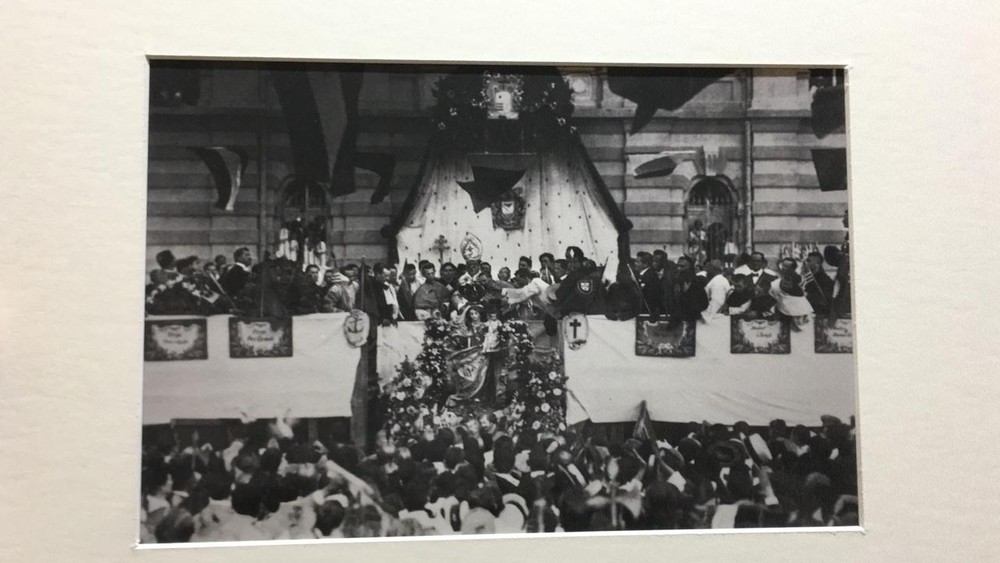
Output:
[{"xmin": 388, "ymin": 140, "xmax": 627, "ymax": 271}]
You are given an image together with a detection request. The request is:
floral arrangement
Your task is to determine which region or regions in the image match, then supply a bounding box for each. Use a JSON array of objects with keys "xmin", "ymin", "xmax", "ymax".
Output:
[
  {"xmin": 381, "ymin": 316, "xmax": 566, "ymax": 443},
  {"xmin": 503, "ymin": 355, "xmax": 568, "ymax": 438},
  {"xmin": 431, "ymin": 67, "xmax": 576, "ymax": 151}
]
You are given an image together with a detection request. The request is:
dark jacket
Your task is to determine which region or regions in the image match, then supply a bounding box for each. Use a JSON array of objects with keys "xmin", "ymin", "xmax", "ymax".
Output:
[
  {"xmin": 356, "ymin": 278, "xmax": 395, "ymax": 325},
  {"xmin": 804, "ymin": 269, "xmax": 835, "ymax": 315},
  {"xmin": 665, "ymin": 274, "xmax": 709, "ymax": 322},
  {"xmin": 220, "ymin": 264, "xmax": 252, "ymax": 297},
  {"xmin": 637, "ymin": 267, "xmax": 663, "ymax": 315},
  {"xmin": 397, "ymin": 281, "xmax": 418, "ymax": 321}
]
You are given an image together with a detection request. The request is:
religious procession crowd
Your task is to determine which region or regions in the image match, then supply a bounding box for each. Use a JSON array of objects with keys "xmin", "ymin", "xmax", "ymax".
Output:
[
  {"xmin": 141, "ymin": 406, "xmax": 858, "ymax": 542},
  {"xmin": 144, "ymin": 239, "xmax": 851, "ymax": 326}
]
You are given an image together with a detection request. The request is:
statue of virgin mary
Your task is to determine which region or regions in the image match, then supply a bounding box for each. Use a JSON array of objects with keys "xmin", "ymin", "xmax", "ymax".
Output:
[{"xmin": 445, "ymin": 305, "xmax": 497, "ymax": 406}]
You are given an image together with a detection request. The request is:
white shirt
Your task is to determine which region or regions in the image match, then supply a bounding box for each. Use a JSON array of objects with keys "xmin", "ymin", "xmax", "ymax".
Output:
[
  {"xmin": 703, "ymin": 273, "xmax": 732, "ymax": 319},
  {"xmin": 501, "ymin": 278, "xmax": 549, "ymax": 305},
  {"xmin": 383, "ymin": 284, "xmax": 401, "ymax": 319}
]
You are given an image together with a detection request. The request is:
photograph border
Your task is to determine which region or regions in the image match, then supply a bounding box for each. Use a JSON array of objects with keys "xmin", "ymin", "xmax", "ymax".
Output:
[{"xmin": 5, "ymin": 0, "xmax": 1000, "ymax": 562}]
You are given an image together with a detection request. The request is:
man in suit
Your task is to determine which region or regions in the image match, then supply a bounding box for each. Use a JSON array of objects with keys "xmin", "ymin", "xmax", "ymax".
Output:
[
  {"xmin": 803, "ymin": 251, "xmax": 835, "ymax": 315},
  {"xmin": 734, "ymin": 251, "xmax": 777, "ymax": 288},
  {"xmin": 652, "ymin": 249, "xmax": 675, "ymax": 280},
  {"xmin": 220, "ymin": 247, "xmax": 253, "ymax": 296},
  {"xmin": 635, "ymin": 252, "xmax": 662, "ymax": 315},
  {"xmin": 665, "ymin": 256, "xmax": 709, "ymax": 322},
  {"xmin": 733, "ymin": 251, "xmax": 777, "ymax": 310},
  {"xmin": 356, "ymin": 263, "xmax": 396, "ymax": 326},
  {"xmin": 396, "ymin": 263, "xmax": 421, "ymax": 321}
]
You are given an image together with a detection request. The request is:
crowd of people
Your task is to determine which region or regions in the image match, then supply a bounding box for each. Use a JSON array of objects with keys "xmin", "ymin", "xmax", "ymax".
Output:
[
  {"xmin": 141, "ymin": 408, "xmax": 858, "ymax": 542},
  {"xmin": 143, "ymin": 227, "xmax": 856, "ymax": 541},
  {"xmin": 145, "ymin": 241, "xmax": 851, "ymax": 326}
]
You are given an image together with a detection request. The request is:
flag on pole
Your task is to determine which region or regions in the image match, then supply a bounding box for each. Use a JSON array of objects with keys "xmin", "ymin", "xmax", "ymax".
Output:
[
  {"xmin": 632, "ymin": 400, "xmax": 658, "ymax": 442},
  {"xmin": 608, "ymin": 68, "xmax": 735, "ymax": 135},
  {"xmin": 187, "ymin": 146, "xmax": 248, "ymax": 211},
  {"xmin": 270, "ymin": 67, "xmax": 394, "ymax": 199}
]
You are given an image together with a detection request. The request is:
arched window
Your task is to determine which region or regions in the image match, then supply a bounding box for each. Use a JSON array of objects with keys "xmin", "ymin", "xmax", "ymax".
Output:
[
  {"xmin": 685, "ymin": 176, "xmax": 737, "ymax": 263},
  {"xmin": 275, "ymin": 178, "xmax": 331, "ymax": 268},
  {"xmin": 282, "ymin": 179, "xmax": 327, "ymax": 212}
]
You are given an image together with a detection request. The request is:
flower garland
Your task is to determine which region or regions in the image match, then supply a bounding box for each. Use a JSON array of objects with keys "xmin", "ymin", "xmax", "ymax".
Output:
[
  {"xmin": 380, "ymin": 317, "xmax": 566, "ymax": 444},
  {"xmin": 431, "ymin": 67, "xmax": 576, "ymax": 151}
]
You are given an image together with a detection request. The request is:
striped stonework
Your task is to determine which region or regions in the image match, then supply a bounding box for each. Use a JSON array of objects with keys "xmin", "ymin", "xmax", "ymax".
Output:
[{"xmin": 146, "ymin": 68, "xmax": 848, "ymax": 276}]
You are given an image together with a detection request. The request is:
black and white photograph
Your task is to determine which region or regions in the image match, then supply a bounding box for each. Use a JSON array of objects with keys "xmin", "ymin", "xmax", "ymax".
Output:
[
  {"xmin": 8, "ymin": 1, "xmax": 1000, "ymax": 561},
  {"xmin": 139, "ymin": 62, "xmax": 857, "ymax": 542}
]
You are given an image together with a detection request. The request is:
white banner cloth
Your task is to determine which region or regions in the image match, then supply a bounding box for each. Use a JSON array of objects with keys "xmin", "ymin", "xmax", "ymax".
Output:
[
  {"xmin": 143, "ymin": 313, "xmax": 359, "ymax": 424},
  {"xmin": 564, "ymin": 316, "xmax": 856, "ymax": 426}
]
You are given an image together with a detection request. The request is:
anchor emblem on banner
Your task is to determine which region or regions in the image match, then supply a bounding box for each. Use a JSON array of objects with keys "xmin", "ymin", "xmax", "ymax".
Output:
[
  {"xmin": 562, "ymin": 313, "xmax": 589, "ymax": 351},
  {"xmin": 343, "ymin": 310, "xmax": 370, "ymax": 348}
]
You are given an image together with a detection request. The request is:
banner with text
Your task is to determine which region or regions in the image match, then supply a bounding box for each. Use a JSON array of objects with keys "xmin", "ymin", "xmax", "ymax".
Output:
[
  {"xmin": 635, "ymin": 316, "xmax": 696, "ymax": 357},
  {"xmin": 730, "ymin": 318, "xmax": 791, "ymax": 354},
  {"xmin": 814, "ymin": 316, "xmax": 853, "ymax": 353},
  {"xmin": 229, "ymin": 318, "xmax": 293, "ymax": 358},
  {"xmin": 145, "ymin": 319, "xmax": 208, "ymax": 361}
]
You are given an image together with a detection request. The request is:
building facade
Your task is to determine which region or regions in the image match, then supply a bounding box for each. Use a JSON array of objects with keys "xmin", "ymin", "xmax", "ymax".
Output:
[{"xmin": 146, "ymin": 65, "xmax": 848, "ymax": 273}]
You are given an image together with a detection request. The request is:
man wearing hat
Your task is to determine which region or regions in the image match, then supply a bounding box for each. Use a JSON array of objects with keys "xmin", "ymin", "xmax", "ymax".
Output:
[{"xmin": 321, "ymin": 271, "xmax": 354, "ymax": 313}]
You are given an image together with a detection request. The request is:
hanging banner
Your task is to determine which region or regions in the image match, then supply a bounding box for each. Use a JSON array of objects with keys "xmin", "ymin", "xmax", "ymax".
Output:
[
  {"xmin": 228, "ymin": 318, "xmax": 293, "ymax": 358},
  {"xmin": 730, "ymin": 318, "xmax": 791, "ymax": 354},
  {"xmin": 635, "ymin": 315, "xmax": 696, "ymax": 357},
  {"xmin": 562, "ymin": 313, "xmax": 589, "ymax": 351},
  {"xmin": 814, "ymin": 316, "xmax": 853, "ymax": 353},
  {"xmin": 145, "ymin": 319, "xmax": 208, "ymax": 361}
]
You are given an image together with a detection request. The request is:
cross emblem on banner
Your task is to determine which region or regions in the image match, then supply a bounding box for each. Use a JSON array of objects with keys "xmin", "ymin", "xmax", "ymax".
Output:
[
  {"xmin": 563, "ymin": 313, "xmax": 588, "ymax": 351},
  {"xmin": 569, "ymin": 318, "xmax": 582, "ymax": 340}
]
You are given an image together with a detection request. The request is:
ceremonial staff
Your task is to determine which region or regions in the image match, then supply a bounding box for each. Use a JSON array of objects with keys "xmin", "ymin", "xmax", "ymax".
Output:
[
  {"xmin": 205, "ymin": 272, "xmax": 241, "ymax": 315},
  {"xmin": 625, "ymin": 261, "xmax": 653, "ymax": 316},
  {"xmin": 799, "ymin": 260, "xmax": 828, "ymax": 306}
]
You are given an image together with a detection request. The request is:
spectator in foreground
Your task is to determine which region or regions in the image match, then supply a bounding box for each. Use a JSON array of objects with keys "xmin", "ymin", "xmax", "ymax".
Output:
[{"xmin": 140, "ymin": 410, "xmax": 857, "ymax": 543}]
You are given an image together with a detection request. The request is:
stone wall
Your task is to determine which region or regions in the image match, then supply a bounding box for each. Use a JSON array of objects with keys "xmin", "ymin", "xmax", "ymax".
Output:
[{"xmin": 145, "ymin": 65, "xmax": 847, "ymax": 274}]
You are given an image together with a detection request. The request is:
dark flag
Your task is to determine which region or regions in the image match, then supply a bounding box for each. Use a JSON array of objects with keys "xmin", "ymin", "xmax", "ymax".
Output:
[
  {"xmin": 809, "ymin": 69, "xmax": 846, "ymax": 139},
  {"xmin": 187, "ymin": 146, "xmax": 248, "ymax": 211},
  {"xmin": 811, "ymin": 148, "xmax": 848, "ymax": 191},
  {"xmin": 608, "ymin": 67, "xmax": 734, "ymax": 135},
  {"xmin": 633, "ymin": 153, "xmax": 679, "ymax": 179},
  {"xmin": 270, "ymin": 67, "xmax": 395, "ymax": 199},
  {"xmin": 811, "ymin": 85, "xmax": 846, "ymax": 138},
  {"xmin": 255, "ymin": 260, "xmax": 291, "ymax": 318},
  {"xmin": 457, "ymin": 166, "xmax": 527, "ymax": 213}
]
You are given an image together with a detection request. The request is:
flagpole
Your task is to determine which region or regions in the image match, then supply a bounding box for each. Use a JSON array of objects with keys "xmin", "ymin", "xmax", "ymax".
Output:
[
  {"xmin": 610, "ymin": 483, "xmax": 620, "ymax": 530},
  {"xmin": 626, "ymin": 263, "xmax": 652, "ymax": 316},
  {"xmin": 256, "ymin": 67, "xmax": 268, "ymax": 277}
]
